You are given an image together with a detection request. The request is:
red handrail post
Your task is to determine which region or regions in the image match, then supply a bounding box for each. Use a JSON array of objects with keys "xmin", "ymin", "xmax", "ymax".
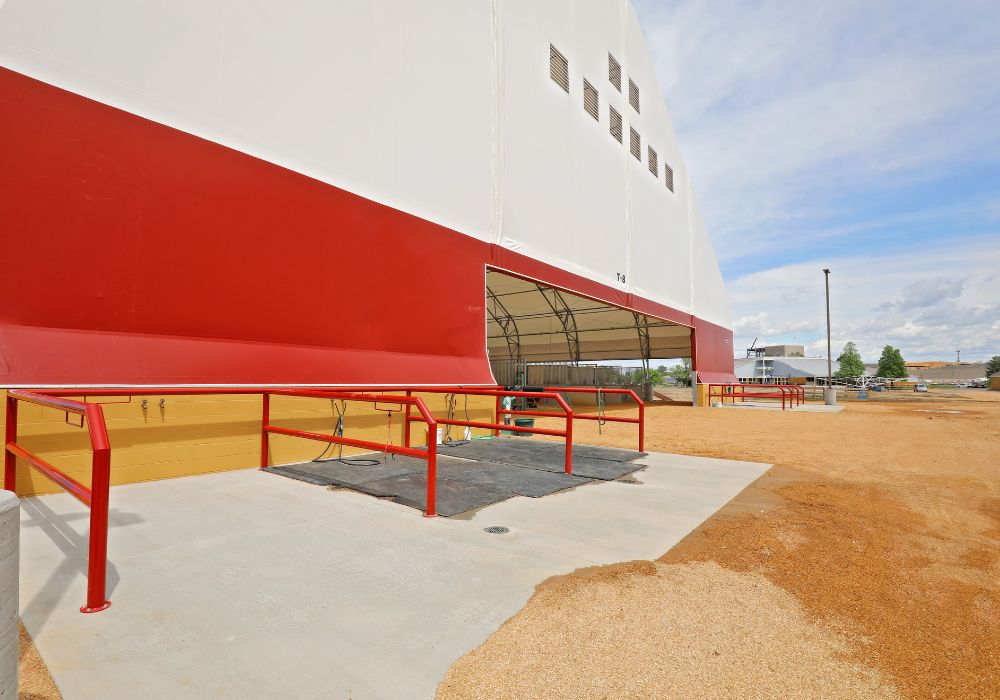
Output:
[
  {"xmin": 638, "ymin": 398, "xmax": 645, "ymax": 452},
  {"xmin": 494, "ymin": 393, "xmax": 502, "ymax": 437},
  {"xmin": 404, "ymin": 390, "xmax": 413, "ymax": 448},
  {"xmin": 82, "ymin": 403, "xmax": 112, "ymax": 613},
  {"xmin": 260, "ymin": 392, "xmax": 270, "ymax": 468},
  {"xmin": 4, "ymin": 396, "xmax": 17, "ymax": 492},
  {"xmin": 425, "ymin": 425, "xmax": 437, "ymax": 517},
  {"xmin": 564, "ymin": 406, "xmax": 573, "ymax": 474}
]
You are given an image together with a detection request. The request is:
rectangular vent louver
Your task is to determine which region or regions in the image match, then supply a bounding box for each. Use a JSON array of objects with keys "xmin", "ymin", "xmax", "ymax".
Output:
[
  {"xmin": 610, "ymin": 106, "xmax": 623, "ymax": 143},
  {"xmin": 550, "ymin": 45, "xmax": 569, "ymax": 93},
  {"xmin": 629, "ymin": 78, "xmax": 640, "ymax": 112},
  {"xmin": 648, "ymin": 147, "xmax": 658, "ymax": 176},
  {"xmin": 630, "ymin": 127, "xmax": 641, "ymax": 161},
  {"xmin": 665, "ymin": 164, "xmax": 675, "ymax": 192},
  {"xmin": 609, "ymin": 54, "xmax": 622, "ymax": 91},
  {"xmin": 583, "ymin": 79, "xmax": 599, "ymax": 121}
]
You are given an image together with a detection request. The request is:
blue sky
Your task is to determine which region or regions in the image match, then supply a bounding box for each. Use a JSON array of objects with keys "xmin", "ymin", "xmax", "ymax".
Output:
[{"xmin": 634, "ymin": 0, "xmax": 1000, "ymax": 362}]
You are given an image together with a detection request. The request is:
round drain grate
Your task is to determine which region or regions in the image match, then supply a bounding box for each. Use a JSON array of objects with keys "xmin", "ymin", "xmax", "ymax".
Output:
[{"xmin": 483, "ymin": 526, "xmax": 510, "ymax": 535}]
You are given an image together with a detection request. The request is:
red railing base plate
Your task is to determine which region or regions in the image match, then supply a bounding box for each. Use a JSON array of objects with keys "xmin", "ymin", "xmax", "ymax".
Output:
[{"xmin": 80, "ymin": 601, "xmax": 112, "ymax": 614}]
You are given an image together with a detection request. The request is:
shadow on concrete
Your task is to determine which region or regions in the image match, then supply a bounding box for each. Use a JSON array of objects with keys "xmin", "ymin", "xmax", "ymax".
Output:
[{"xmin": 20, "ymin": 497, "xmax": 142, "ymax": 633}]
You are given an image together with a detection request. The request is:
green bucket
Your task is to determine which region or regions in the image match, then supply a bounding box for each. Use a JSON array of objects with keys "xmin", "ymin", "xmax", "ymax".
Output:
[{"xmin": 513, "ymin": 417, "xmax": 535, "ymax": 436}]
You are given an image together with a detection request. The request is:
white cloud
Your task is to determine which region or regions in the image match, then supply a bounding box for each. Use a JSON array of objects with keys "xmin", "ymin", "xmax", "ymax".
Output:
[
  {"xmin": 632, "ymin": 0, "xmax": 1000, "ymax": 363},
  {"xmin": 636, "ymin": 0, "xmax": 1000, "ymax": 259},
  {"xmin": 876, "ymin": 277, "xmax": 964, "ymax": 312},
  {"xmin": 734, "ymin": 312, "xmax": 818, "ymax": 338},
  {"xmin": 725, "ymin": 236, "xmax": 1000, "ymax": 362}
]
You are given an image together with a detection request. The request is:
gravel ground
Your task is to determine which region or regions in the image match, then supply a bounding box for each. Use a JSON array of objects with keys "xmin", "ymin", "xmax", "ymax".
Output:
[
  {"xmin": 438, "ymin": 561, "xmax": 899, "ymax": 700},
  {"xmin": 439, "ymin": 390, "xmax": 1000, "ymax": 699},
  {"xmin": 19, "ymin": 621, "xmax": 60, "ymax": 699}
]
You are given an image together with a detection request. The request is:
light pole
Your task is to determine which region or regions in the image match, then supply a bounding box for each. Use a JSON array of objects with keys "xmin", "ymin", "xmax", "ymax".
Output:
[{"xmin": 823, "ymin": 268, "xmax": 835, "ymax": 404}]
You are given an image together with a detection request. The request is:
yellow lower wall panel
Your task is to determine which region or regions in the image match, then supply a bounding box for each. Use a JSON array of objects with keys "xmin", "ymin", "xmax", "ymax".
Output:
[{"xmin": 2, "ymin": 390, "xmax": 495, "ymax": 497}]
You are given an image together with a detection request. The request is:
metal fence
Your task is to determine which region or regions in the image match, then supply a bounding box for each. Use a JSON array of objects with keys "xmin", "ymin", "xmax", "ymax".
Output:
[{"xmin": 490, "ymin": 360, "xmax": 650, "ymax": 388}]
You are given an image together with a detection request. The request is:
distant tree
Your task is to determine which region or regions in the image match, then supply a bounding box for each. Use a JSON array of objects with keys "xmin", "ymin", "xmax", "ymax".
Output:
[
  {"xmin": 893, "ymin": 347, "xmax": 908, "ymax": 377},
  {"xmin": 987, "ymin": 356, "xmax": 1000, "ymax": 377},
  {"xmin": 666, "ymin": 358, "xmax": 692, "ymax": 387},
  {"xmin": 834, "ymin": 342, "xmax": 865, "ymax": 378},
  {"xmin": 647, "ymin": 366, "xmax": 667, "ymax": 385},
  {"xmin": 876, "ymin": 345, "xmax": 907, "ymax": 378},
  {"xmin": 789, "ymin": 351, "xmax": 804, "ymax": 357}
]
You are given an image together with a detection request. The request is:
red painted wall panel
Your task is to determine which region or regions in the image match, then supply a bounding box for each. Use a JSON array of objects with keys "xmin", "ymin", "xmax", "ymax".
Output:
[
  {"xmin": 0, "ymin": 67, "xmax": 495, "ymax": 385},
  {"xmin": 692, "ymin": 319, "xmax": 737, "ymax": 380},
  {"xmin": 0, "ymin": 68, "xmax": 733, "ymax": 386}
]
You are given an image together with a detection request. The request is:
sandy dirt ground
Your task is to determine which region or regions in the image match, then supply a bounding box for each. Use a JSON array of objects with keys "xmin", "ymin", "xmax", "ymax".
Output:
[
  {"xmin": 19, "ymin": 621, "xmax": 60, "ymax": 699},
  {"xmin": 438, "ymin": 390, "xmax": 1000, "ymax": 699}
]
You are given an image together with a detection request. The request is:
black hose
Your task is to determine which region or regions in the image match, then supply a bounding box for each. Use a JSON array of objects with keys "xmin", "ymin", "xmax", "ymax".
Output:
[{"xmin": 311, "ymin": 399, "xmax": 381, "ymax": 466}]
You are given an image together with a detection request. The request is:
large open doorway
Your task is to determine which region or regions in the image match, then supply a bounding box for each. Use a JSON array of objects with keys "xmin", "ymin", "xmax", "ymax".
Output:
[{"xmin": 485, "ymin": 269, "xmax": 692, "ymax": 386}]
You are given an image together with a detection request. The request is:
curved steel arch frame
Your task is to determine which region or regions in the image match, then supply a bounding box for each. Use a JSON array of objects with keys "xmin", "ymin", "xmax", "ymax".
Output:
[
  {"xmin": 534, "ymin": 284, "xmax": 581, "ymax": 363},
  {"xmin": 485, "ymin": 286, "xmax": 521, "ymax": 361},
  {"xmin": 0, "ymin": 67, "xmax": 733, "ymax": 387}
]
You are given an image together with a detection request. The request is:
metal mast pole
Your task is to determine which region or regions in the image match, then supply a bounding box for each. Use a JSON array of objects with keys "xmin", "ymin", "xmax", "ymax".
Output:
[{"xmin": 823, "ymin": 268, "xmax": 832, "ymax": 397}]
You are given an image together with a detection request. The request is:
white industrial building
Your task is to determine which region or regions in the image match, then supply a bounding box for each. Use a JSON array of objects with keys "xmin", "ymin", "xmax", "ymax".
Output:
[{"xmin": 0, "ymin": 0, "xmax": 736, "ymax": 387}]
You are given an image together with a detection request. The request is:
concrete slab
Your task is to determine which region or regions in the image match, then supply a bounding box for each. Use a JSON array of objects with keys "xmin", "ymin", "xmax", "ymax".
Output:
[
  {"xmin": 715, "ymin": 401, "xmax": 845, "ymax": 413},
  {"xmin": 19, "ymin": 451, "xmax": 770, "ymax": 700},
  {"xmin": 791, "ymin": 404, "xmax": 845, "ymax": 413}
]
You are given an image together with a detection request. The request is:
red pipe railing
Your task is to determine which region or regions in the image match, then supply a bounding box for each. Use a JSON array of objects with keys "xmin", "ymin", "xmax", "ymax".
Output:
[
  {"xmin": 6, "ymin": 381, "xmax": 651, "ymax": 614},
  {"xmin": 784, "ymin": 384, "xmax": 805, "ymax": 405},
  {"xmin": 4, "ymin": 386, "xmax": 442, "ymax": 617},
  {"xmin": 263, "ymin": 389, "xmax": 439, "ymax": 516},
  {"xmin": 397, "ymin": 388, "xmax": 575, "ymax": 474},
  {"xmin": 707, "ymin": 383, "xmax": 804, "ymax": 410},
  {"xmin": 752, "ymin": 383, "xmax": 804, "ymax": 407},
  {"xmin": 542, "ymin": 387, "xmax": 645, "ymax": 452},
  {"xmin": 5, "ymin": 390, "xmax": 112, "ymax": 613}
]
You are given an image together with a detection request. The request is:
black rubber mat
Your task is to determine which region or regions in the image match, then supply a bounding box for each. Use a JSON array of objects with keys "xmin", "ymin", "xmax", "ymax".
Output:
[
  {"xmin": 265, "ymin": 460, "xmax": 421, "ymax": 487},
  {"xmin": 264, "ymin": 451, "xmax": 595, "ymax": 515},
  {"xmin": 440, "ymin": 463, "xmax": 591, "ymax": 498},
  {"xmin": 357, "ymin": 472, "xmax": 514, "ymax": 517},
  {"xmin": 435, "ymin": 440, "xmax": 647, "ymax": 480}
]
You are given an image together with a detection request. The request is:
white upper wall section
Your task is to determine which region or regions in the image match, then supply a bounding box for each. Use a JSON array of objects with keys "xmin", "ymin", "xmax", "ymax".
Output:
[
  {"xmin": 0, "ymin": 0, "xmax": 496, "ymax": 239},
  {"xmin": 0, "ymin": 0, "xmax": 731, "ymax": 329}
]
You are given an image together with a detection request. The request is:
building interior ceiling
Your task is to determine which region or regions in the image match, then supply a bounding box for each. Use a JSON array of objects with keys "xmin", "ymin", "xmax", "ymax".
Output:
[{"xmin": 485, "ymin": 270, "xmax": 692, "ymax": 366}]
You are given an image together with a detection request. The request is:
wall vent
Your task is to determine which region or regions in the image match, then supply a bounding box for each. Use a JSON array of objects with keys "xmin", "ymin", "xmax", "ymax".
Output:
[
  {"xmin": 628, "ymin": 78, "xmax": 640, "ymax": 112},
  {"xmin": 665, "ymin": 164, "xmax": 675, "ymax": 192},
  {"xmin": 610, "ymin": 107, "xmax": 623, "ymax": 143},
  {"xmin": 648, "ymin": 147, "xmax": 658, "ymax": 176},
  {"xmin": 630, "ymin": 127, "xmax": 641, "ymax": 161},
  {"xmin": 583, "ymin": 79, "xmax": 599, "ymax": 121},
  {"xmin": 550, "ymin": 45, "xmax": 569, "ymax": 93},
  {"xmin": 608, "ymin": 54, "xmax": 622, "ymax": 91}
]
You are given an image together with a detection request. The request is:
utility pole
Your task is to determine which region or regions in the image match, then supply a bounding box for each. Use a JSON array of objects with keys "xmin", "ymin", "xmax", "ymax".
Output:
[
  {"xmin": 956, "ymin": 349, "xmax": 961, "ymax": 364},
  {"xmin": 823, "ymin": 268, "xmax": 834, "ymax": 404}
]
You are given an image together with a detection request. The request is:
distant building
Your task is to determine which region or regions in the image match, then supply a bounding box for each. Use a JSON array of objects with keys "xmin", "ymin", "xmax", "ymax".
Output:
[
  {"xmin": 745, "ymin": 343, "xmax": 805, "ymax": 358},
  {"xmin": 762, "ymin": 344, "xmax": 805, "ymax": 357},
  {"xmin": 907, "ymin": 362, "xmax": 987, "ymax": 383},
  {"xmin": 734, "ymin": 356, "xmax": 836, "ymax": 383}
]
